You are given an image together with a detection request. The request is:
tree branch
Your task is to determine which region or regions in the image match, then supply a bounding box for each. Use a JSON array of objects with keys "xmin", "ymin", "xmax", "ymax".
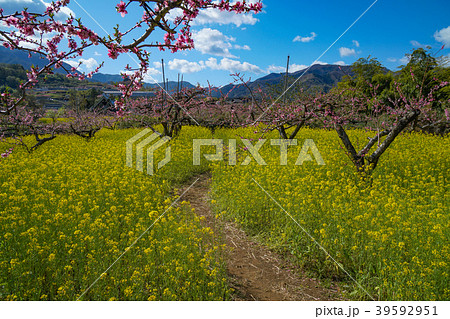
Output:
[
  {"xmin": 357, "ymin": 129, "xmax": 390, "ymax": 157},
  {"xmin": 368, "ymin": 110, "xmax": 420, "ymax": 165},
  {"xmin": 335, "ymin": 123, "xmax": 362, "ymax": 167}
]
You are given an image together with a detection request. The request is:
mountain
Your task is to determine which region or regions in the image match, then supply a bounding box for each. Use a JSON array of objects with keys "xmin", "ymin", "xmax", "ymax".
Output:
[
  {"xmin": 0, "ymin": 47, "xmax": 197, "ymax": 89},
  {"xmin": 1, "ymin": 47, "xmax": 363, "ymax": 97},
  {"xmin": 214, "ymin": 64, "xmax": 354, "ymax": 98},
  {"xmin": 0, "ymin": 46, "xmax": 73, "ymax": 74},
  {"xmin": 91, "ymin": 73, "xmax": 196, "ymax": 91},
  {"xmin": 90, "ymin": 73, "xmax": 123, "ymax": 83},
  {"xmin": 144, "ymin": 81, "xmax": 196, "ymax": 91}
]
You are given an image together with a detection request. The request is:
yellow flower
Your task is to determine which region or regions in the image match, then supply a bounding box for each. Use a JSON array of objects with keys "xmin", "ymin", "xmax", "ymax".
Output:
[{"xmin": 124, "ymin": 287, "xmax": 133, "ymax": 297}]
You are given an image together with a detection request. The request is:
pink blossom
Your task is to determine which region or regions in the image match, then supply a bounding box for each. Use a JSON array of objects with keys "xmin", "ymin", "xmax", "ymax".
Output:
[
  {"xmin": 1, "ymin": 149, "xmax": 12, "ymax": 158},
  {"xmin": 116, "ymin": 1, "xmax": 128, "ymax": 17},
  {"xmin": 116, "ymin": 109, "xmax": 125, "ymax": 117},
  {"xmin": 68, "ymin": 39, "xmax": 77, "ymax": 50},
  {"xmin": 5, "ymin": 16, "xmax": 19, "ymax": 27},
  {"xmin": 108, "ymin": 48, "xmax": 119, "ymax": 59}
]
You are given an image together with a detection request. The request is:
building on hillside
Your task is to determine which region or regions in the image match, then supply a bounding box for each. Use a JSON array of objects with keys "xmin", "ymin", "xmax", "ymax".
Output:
[
  {"xmin": 102, "ymin": 90, "xmax": 156, "ymax": 98},
  {"xmin": 92, "ymin": 93, "xmax": 115, "ymax": 112}
]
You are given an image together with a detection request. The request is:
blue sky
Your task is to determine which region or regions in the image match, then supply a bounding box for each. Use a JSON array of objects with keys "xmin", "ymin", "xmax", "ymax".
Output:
[{"xmin": 2, "ymin": 0, "xmax": 450, "ymax": 86}]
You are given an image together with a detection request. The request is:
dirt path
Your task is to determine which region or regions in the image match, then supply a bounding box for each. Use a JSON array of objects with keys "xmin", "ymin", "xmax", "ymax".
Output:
[{"xmin": 178, "ymin": 173, "xmax": 341, "ymax": 301}]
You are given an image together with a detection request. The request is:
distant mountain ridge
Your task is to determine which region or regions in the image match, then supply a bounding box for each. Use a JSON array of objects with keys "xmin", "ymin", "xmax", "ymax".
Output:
[
  {"xmin": 1, "ymin": 47, "xmax": 365, "ymax": 97},
  {"xmin": 213, "ymin": 64, "xmax": 355, "ymax": 98},
  {"xmin": 90, "ymin": 73, "xmax": 196, "ymax": 91},
  {"xmin": 0, "ymin": 46, "xmax": 73, "ymax": 74},
  {"xmin": 0, "ymin": 47, "xmax": 196, "ymax": 91}
]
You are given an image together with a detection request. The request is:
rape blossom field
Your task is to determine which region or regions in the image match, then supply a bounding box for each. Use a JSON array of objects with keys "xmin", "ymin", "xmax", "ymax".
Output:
[
  {"xmin": 1, "ymin": 126, "xmax": 449, "ymax": 301},
  {"xmin": 1, "ymin": 0, "xmax": 449, "ymax": 309},
  {"xmin": 211, "ymin": 127, "xmax": 449, "ymax": 300},
  {"xmin": 0, "ymin": 128, "xmax": 229, "ymax": 301}
]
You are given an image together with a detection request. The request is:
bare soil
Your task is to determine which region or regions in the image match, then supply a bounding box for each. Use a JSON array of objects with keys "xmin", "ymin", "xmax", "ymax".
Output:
[{"xmin": 177, "ymin": 173, "xmax": 342, "ymax": 301}]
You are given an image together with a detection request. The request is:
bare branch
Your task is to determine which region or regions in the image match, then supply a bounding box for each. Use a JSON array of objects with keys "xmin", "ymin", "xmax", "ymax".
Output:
[
  {"xmin": 368, "ymin": 110, "xmax": 420, "ymax": 165},
  {"xmin": 357, "ymin": 129, "xmax": 390, "ymax": 157}
]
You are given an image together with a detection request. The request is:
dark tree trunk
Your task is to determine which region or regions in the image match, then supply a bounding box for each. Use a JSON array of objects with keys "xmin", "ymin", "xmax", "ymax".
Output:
[{"xmin": 335, "ymin": 109, "xmax": 420, "ymax": 178}]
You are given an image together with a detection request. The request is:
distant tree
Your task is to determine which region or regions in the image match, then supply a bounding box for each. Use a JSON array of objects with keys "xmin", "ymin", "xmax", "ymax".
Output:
[
  {"xmin": 0, "ymin": 64, "xmax": 27, "ymax": 89},
  {"xmin": 337, "ymin": 57, "xmax": 393, "ymax": 99},
  {"xmin": 433, "ymin": 65, "xmax": 450, "ymax": 101},
  {"xmin": 352, "ymin": 56, "xmax": 384, "ymax": 82},
  {"xmin": 24, "ymin": 94, "xmax": 42, "ymax": 110},
  {"xmin": 395, "ymin": 47, "xmax": 440, "ymax": 102}
]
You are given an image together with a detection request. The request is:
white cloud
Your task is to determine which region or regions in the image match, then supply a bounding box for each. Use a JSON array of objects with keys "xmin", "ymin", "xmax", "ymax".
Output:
[
  {"xmin": 292, "ymin": 61, "xmax": 327, "ymax": 72},
  {"xmin": 0, "ymin": 0, "xmax": 36, "ymax": 6},
  {"xmin": 155, "ymin": 55, "xmax": 264, "ymax": 75},
  {"xmin": 14, "ymin": 33, "xmax": 53, "ymax": 49},
  {"xmin": 442, "ymin": 54, "xmax": 450, "ymax": 66},
  {"xmin": 289, "ymin": 64, "xmax": 308, "ymax": 72},
  {"xmin": 205, "ymin": 57, "xmax": 263, "ymax": 73},
  {"xmin": 267, "ymin": 65, "xmax": 285, "ymax": 73},
  {"xmin": 79, "ymin": 58, "xmax": 98, "ymax": 72},
  {"xmin": 168, "ymin": 59, "xmax": 205, "ymax": 73},
  {"xmin": 146, "ymin": 68, "xmax": 161, "ymax": 75},
  {"xmin": 293, "ymin": 32, "xmax": 317, "ymax": 43},
  {"xmin": 266, "ymin": 61, "xmax": 330, "ymax": 74},
  {"xmin": 142, "ymin": 68, "xmax": 162, "ymax": 82},
  {"xmin": 399, "ymin": 56, "xmax": 410, "ymax": 64},
  {"xmin": 194, "ymin": 8, "xmax": 258, "ymax": 27},
  {"xmin": 0, "ymin": 0, "xmax": 75, "ymax": 19},
  {"xmin": 191, "ymin": 29, "xmax": 251, "ymax": 58},
  {"xmin": 234, "ymin": 44, "xmax": 251, "ymax": 50},
  {"xmin": 121, "ymin": 68, "xmax": 162, "ymax": 83},
  {"xmin": 410, "ymin": 40, "xmax": 423, "ymax": 47},
  {"xmin": 94, "ymin": 51, "xmax": 102, "ymax": 56},
  {"xmin": 167, "ymin": 7, "xmax": 258, "ymax": 27},
  {"xmin": 434, "ymin": 26, "xmax": 450, "ymax": 47},
  {"xmin": 387, "ymin": 56, "xmax": 410, "ymax": 65},
  {"xmin": 339, "ymin": 47, "xmax": 356, "ymax": 57},
  {"xmin": 65, "ymin": 57, "xmax": 98, "ymax": 73},
  {"xmin": 0, "ymin": 0, "xmax": 34, "ymax": 3},
  {"xmin": 352, "ymin": 40, "xmax": 360, "ymax": 47},
  {"xmin": 334, "ymin": 61, "xmax": 346, "ymax": 66},
  {"xmin": 192, "ymin": 28, "xmax": 237, "ymax": 58},
  {"xmin": 64, "ymin": 60, "xmax": 81, "ymax": 69}
]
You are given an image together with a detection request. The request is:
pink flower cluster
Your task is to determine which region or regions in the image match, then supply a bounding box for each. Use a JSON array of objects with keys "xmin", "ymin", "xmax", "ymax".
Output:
[
  {"xmin": 116, "ymin": 1, "xmax": 128, "ymax": 18},
  {"xmin": 1, "ymin": 148, "xmax": 14, "ymax": 158}
]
